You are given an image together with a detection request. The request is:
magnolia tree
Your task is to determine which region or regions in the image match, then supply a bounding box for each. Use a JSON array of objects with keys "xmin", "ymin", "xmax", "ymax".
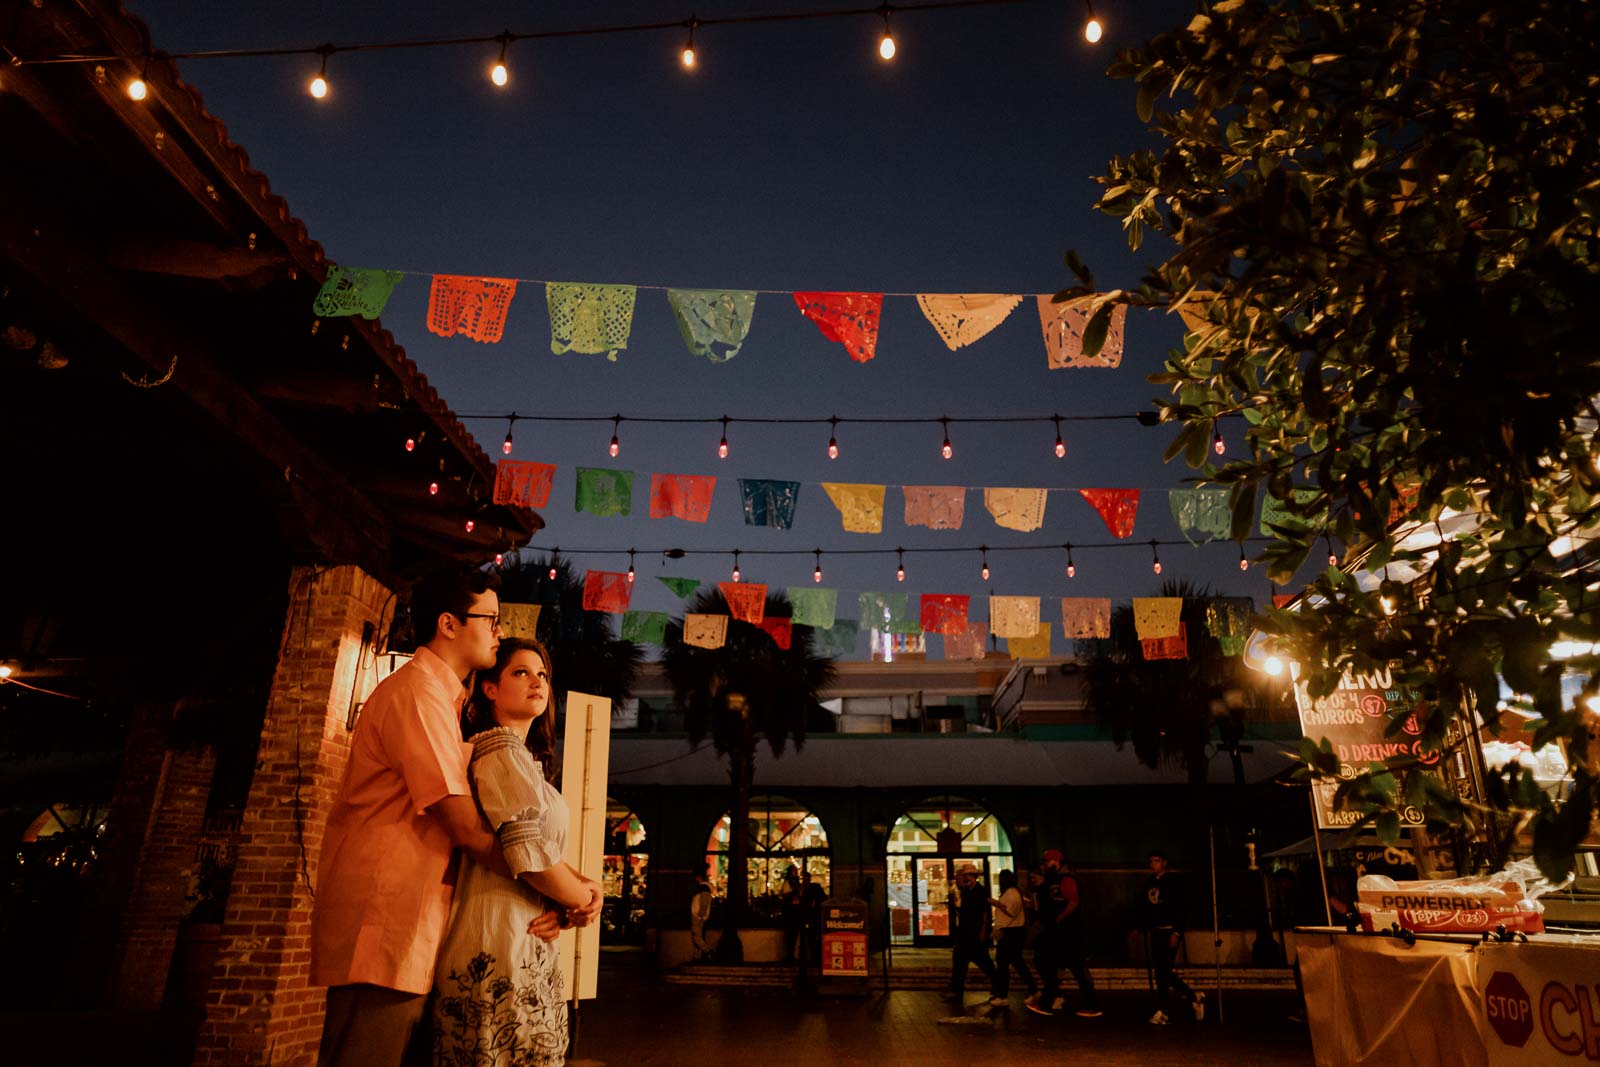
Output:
[{"xmin": 1067, "ymin": 0, "xmax": 1600, "ymax": 878}]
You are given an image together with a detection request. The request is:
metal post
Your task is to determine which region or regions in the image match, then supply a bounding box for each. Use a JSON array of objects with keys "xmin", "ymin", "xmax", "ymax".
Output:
[
  {"xmin": 1208, "ymin": 823, "xmax": 1223, "ymax": 1024},
  {"xmin": 1309, "ymin": 792, "xmax": 1333, "ymax": 926}
]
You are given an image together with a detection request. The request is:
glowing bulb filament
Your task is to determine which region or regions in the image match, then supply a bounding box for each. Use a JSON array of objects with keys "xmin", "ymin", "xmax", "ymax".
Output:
[
  {"xmin": 897, "ymin": 566, "xmax": 905, "ymax": 582},
  {"xmin": 682, "ymin": 46, "xmax": 697, "ymax": 69},
  {"xmin": 309, "ymin": 75, "xmax": 328, "ymax": 99},
  {"xmin": 1085, "ymin": 17, "xmax": 1103, "ymax": 43},
  {"xmin": 814, "ymin": 566, "xmax": 823, "ymax": 583},
  {"xmin": 1264, "ymin": 655, "xmax": 1284, "ymax": 677},
  {"xmin": 828, "ymin": 437, "xmax": 839, "ymax": 460},
  {"xmin": 610, "ymin": 435, "xmax": 620, "ymax": 457},
  {"xmin": 491, "ymin": 62, "xmax": 508, "ymax": 87},
  {"xmin": 879, "ymin": 33, "xmax": 896, "ymax": 60},
  {"xmin": 1213, "ymin": 430, "xmax": 1225, "ymax": 455},
  {"xmin": 718, "ymin": 437, "xmax": 729, "ymax": 459},
  {"xmin": 127, "ymin": 77, "xmax": 148, "ymax": 101}
]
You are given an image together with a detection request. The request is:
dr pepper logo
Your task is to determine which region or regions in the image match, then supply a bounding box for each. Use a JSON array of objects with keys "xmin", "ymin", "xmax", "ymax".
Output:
[{"xmin": 1486, "ymin": 970, "xmax": 1600, "ymax": 1057}]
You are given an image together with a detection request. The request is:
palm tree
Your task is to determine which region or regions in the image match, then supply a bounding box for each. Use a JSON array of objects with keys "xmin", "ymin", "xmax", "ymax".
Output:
[
  {"xmin": 492, "ymin": 552, "xmax": 643, "ymax": 711},
  {"xmin": 660, "ymin": 587, "xmax": 835, "ymax": 962},
  {"xmin": 1081, "ymin": 579, "xmax": 1265, "ymax": 788}
]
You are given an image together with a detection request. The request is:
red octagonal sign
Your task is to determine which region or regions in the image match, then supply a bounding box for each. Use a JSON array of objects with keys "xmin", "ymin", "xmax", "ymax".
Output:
[{"xmin": 1485, "ymin": 971, "xmax": 1534, "ymax": 1048}]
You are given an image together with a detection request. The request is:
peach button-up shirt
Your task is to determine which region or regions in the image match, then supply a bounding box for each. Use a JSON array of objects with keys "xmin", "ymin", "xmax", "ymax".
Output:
[{"xmin": 311, "ymin": 646, "xmax": 472, "ymax": 994}]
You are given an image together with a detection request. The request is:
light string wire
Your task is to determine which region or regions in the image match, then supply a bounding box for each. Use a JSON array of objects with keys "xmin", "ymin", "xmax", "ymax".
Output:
[
  {"xmin": 513, "ymin": 535, "xmax": 1278, "ymax": 565},
  {"xmin": 18, "ymin": 0, "xmax": 1030, "ymax": 66}
]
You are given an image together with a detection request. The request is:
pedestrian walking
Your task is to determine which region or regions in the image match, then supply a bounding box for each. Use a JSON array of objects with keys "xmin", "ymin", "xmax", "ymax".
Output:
[
  {"xmin": 948, "ymin": 865, "xmax": 999, "ymax": 998},
  {"xmin": 690, "ymin": 875, "xmax": 713, "ymax": 962},
  {"xmin": 1024, "ymin": 849, "xmax": 1101, "ymax": 1018},
  {"xmin": 1142, "ymin": 849, "xmax": 1205, "ymax": 1025},
  {"xmin": 988, "ymin": 868, "xmax": 1036, "ymax": 1005}
]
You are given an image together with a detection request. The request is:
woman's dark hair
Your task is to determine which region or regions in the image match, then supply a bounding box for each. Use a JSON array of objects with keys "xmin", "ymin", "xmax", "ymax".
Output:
[
  {"xmin": 999, "ymin": 868, "xmax": 1017, "ymax": 891},
  {"xmin": 465, "ymin": 638, "xmax": 560, "ymax": 786}
]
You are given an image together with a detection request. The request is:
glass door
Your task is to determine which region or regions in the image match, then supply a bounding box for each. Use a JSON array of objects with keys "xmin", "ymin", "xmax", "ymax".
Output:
[{"xmin": 914, "ymin": 857, "xmax": 952, "ymax": 944}]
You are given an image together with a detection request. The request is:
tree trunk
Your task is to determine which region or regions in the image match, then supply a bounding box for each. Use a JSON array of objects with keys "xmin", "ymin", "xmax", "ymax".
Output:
[{"xmin": 717, "ymin": 706, "xmax": 755, "ymax": 963}]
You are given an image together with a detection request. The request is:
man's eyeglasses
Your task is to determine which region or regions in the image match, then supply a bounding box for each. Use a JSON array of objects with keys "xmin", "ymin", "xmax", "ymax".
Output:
[{"xmin": 458, "ymin": 612, "xmax": 501, "ymax": 630}]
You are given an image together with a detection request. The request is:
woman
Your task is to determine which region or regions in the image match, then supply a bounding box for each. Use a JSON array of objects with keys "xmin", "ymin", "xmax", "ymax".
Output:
[
  {"xmin": 433, "ymin": 639, "xmax": 602, "ymax": 1066},
  {"xmin": 989, "ymin": 868, "xmax": 1036, "ymax": 1003}
]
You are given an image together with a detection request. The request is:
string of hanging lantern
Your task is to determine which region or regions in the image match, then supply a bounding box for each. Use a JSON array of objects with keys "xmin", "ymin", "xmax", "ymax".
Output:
[
  {"xmin": 16, "ymin": 0, "xmax": 1114, "ymax": 102},
  {"xmin": 456, "ymin": 408, "xmax": 1240, "ymax": 461}
]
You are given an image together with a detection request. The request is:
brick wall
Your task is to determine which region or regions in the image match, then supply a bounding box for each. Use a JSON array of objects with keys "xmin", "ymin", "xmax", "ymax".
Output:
[{"xmin": 193, "ymin": 564, "xmax": 391, "ymax": 1066}]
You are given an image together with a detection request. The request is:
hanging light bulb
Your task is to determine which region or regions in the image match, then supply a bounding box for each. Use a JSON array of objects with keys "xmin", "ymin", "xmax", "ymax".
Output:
[
  {"xmin": 940, "ymin": 417, "xmax": 953, "ymax": 460},
  {"xmin": 896, "ymin": 549, "xmax": 906, "ymax": 583},
  {"xmin": 1213, "ymin": 428, "xmax": 1225, "ymax": 455},
  {"xmin": 1326, "ymin": 537, "xmax": 1338, "ymax": 567},
  {"xmin": 1239, "ymin": 544, "xmax": 1250, "ymax": 571},
  {"xmin": 1053, "ymin": 415, "xmax": 1066, "ymax": 459},
  {"xmin": 1263, "ymin": 655, "xmax": 1285, "ymax": 677},
  {"xmin": 827, "ymin": 416, "xmax": 840, "ymax": 460},
  {"xmin": 490, "ymin": 34, "xmax": 510, "ymax": 87},
  {"xmin": 718, "ymin": 416, "xmax": 730, "ymax": 459},
  {"xmin": 502, "ymin": 414, "xmax": 516, "ymax": 455},
  {"xmin": 609, "ymin": 415, "xmax": 621, "ymax": 457},
  {"xmin": 1083, "ymin": 1, "xmax": 1104, "ymax": 44},
  {"xmin": 428, "ymin": 481, "xmax": 439, "ymax": 496},
  {"xmin": 465, "ymin": 519, "xmax": 475, "ymax": 533},
  {"xmin": 1065, "ymin": 544, "xmax": 1076, "ymax": 579},
  {"xmin": 813, "ymin": 550, "xmax": 824, "ymax": 583},
  {"xmin": 980, "ymin": 547, "xmax": 991, "ymax": 582},
  {"xmin": 1151, "ymin": 541, "xmax": 1163, "ymax": 575},
  {"xmin": 731, "ymin": 550, "xmax": 742, "ymax": 583},
  {"xmin": 682, "ymin": 18, "xmax": 698, "ymax": 69},
  {"xmin": 495, "ymin": 553, "xmax": 504, "ymax": 566},
  {"xmin": 626, "ymin": 549, "xmax": 637, "ymax": 583},
  {"xmin": 405, "ymin": 436, "xmax": 415, "ymax": 452},
  {"xmin": 309, "ymin": 48, "xmax": 331, "ymax": 99},
  {"xmin": 549, "ymin": 553, "xmax": 559, "ymax": 581},
  {"xmin": 878, "ymin": 10, "xmax": 897, "ymax": 60},
  {"xmin": 127, "ymin": 58, "xmax": 150, "ymax": 101}
]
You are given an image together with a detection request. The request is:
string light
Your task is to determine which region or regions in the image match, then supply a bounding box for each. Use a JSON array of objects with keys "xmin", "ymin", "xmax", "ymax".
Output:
[
  {"xmin": 1326, "ymin": 536, "xmax": 1338, "ymax": 567},
  {"xmin": 490, "ymin": 33, "xmax": 510, "ymax": 87},
  {"xmin": 1239, "ymin": 543, "xmax": 1249, "ymax": 571},
  {"xmin": 309, "ymin": 47, "xmax": 331, "ymax": 99},
  {"xmin": 1053, "ymin": 415, "xmax": 1066, "ymax": 458},
  {"xmin": 502, "ymin": 414, "xmax": 516, "ymax": 455},
  {"xmin": 429, "ymin": 481, "xmax": 439, "ymax": 495},
  {"xmin": 717, "ymin": 416, "xmax": 730, "ymax": 459},
  {"xmin": 405, "ymin": 436, "xmax": 415, "ymax": 452},
  {"xmin": 465, "ymin": 519, "xmax": 475, "ymax": 532},
  {"xmin": 682, "ymin": 18, "xmax": 698, "ymax": 69},
  {"xmin": 495, "ymin": 553, "xmax": 504, "ymax": 566},
  {"xmin": 1065, "ymin": 544, "xmax": 1076, "ymax": 579},
  {"xmin": 827, "ymin": 416, "xmax": 840, "ymax": 460},
  {"xmin": 813, "ymin": 549, "xmax": 824, "ymax": 583},
  {"xmin": 126, "ymin": 56, "xmax": 150, "ymax": 101},
  {"xmin": 626, "ymin": 549, "xmax": 637, "ymax": 583},
  {"xmin": 940, "ymin": 417, "xmax": 953, "ymax": 460},
  {"xmin": 1150, "ymin": 540, "xmax": 1162, "ymax": 575},
  {"xmin": 1083, "ymin": 0, "xmax": 1103, "ymax": 44},
  {"xmin": 609, "ymin": 415, "xmax": 621, "ymax": 457},
  {"xmin": 980, "ymin": 546, "xmax": 990, "ymax": 581},
  {"xmin": 549, "ymin": 552, "xmax": 559, "ymax": 580},
  {"xmin": 731, "ymin": 550, "xmax": 742, "ymax": 583},
  {"xmin": 1264, "ymin": 655, "xmax": 1284, "ymax": 676},
  {"xmin": 878, "ymin": 7, "xmax": 897, "ymax": 60},
  {"xmin": 1213, "ymin": 428, "xmax": 1225, "ymax": 455},
  {"xmin": 896, "ymin": 548, "xmax": 906, "ymax": 583}
]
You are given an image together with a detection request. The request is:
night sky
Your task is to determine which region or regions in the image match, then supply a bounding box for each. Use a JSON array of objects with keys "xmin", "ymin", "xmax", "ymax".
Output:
[{"xmin": 130, "ymin": 0, "xmax": 1299, "ymax": 655}]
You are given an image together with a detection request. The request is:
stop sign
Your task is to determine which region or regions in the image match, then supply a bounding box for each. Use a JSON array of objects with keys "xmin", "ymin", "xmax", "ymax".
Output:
[{"xmin": 1485, "ymin": 971, "xmax": 1534, "ymax": 1048}]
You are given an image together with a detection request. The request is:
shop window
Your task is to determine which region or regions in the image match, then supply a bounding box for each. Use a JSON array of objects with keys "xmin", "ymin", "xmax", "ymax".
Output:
[
  {"xmin": 884, "ymin": 796, "xmax": 1013, "ymax": 946},
  {"xmin": 704, "ymin": 795, "xmax": 830, "ymax": 921},
  {"xmin": 602, "ymin": 798, "xmax": 649, "ymax": 943}
]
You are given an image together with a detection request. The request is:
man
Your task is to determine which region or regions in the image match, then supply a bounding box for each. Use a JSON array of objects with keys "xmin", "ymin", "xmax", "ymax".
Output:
[
  {"xmin": 310, "ymin": 566, "xmax": 566, "ymax": 1067},
  {"xmin": 1143, "ymin": 850, "xmax": 1204, "ymax": 1025},
  {"xmin": 689, "ymin": 875, "xmax": 713, "ymax": 961},
  {"xmin": 948, "ymin": 865, "xmax": 998, "ymax": 999},
  {"xmin": 1024, "ymin": 848, "xmax": 1101, "ymax": 1018}
]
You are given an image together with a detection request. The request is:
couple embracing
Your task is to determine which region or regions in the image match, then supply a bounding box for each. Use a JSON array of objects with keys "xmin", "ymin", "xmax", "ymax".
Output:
[{"xmin": 310, "ymin": 565, "xmax": 601, "ymax": 1067}]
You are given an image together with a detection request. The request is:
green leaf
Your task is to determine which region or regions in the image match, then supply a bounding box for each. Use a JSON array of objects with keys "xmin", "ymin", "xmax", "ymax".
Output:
[
  {"xmin": 1137, "ymin": 79, "xmax": 1158, "ymax": 123},
  {"xmin": 1082, "ymin": 303, "xmax": 1114, "ymax": 359},
  {"xmin": 1376, "ymin": 810, "xmax": 1401, "ymax": 844}
]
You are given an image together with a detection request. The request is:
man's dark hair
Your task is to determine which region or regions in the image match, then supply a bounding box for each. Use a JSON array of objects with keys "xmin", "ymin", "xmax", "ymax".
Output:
[
  {"xmin": 409, "ymin": 565, "xmax": 500, "ymax": 645},
  {"xmin": 1149, "ymin": 849, "xmax": 1167, "ymax": 861}
]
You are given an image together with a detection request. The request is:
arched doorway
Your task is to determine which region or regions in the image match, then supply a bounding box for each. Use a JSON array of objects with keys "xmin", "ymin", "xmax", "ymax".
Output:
[
  {"xmin": 601, "ymin": 798, "xmax": 649, "ymax": 944},
  {"xmin": 885, "ymin": 796, "xmax": 1014, "ymax": 946},
  {"xmin": 704, "ymin": 794, "xmax": 830, "ymax": 921}
]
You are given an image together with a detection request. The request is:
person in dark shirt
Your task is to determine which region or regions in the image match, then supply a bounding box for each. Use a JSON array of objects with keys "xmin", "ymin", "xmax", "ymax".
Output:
[
  {"xmin": 1024, "ymin": 849, "xmax": 1101, "ymax": 1018},
  {"xmin": 948, "ymin": 865, "xmax": 998, "ymax": 998},
  {"xmin": 1143, "ymin": 850, "xmax": 1204, "ymax": 1025}
]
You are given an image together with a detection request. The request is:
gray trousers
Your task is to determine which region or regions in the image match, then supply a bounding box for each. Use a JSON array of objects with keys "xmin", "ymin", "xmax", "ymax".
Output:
[{"xmin": 318, "ymin": 983, "xmax": 428, "ymax": 1067}]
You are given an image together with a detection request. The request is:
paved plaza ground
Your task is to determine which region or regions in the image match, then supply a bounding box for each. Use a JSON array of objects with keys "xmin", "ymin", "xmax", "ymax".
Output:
[
  {"xmin": 570, "ymin": 962, "xmax": 1314, "ymax": 1067},
  {"xmin": 1, "ymin": 958, "xmax": 1314, "ymax": 1065}
]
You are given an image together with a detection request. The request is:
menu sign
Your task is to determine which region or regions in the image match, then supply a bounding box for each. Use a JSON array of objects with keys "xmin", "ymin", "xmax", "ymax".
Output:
[
  {"xmin": 821, "ymin": 900, "xmax": 869, "ymax": 979},
  {"xmin": 1293, "ymin": 664, "xmax": 1439, "ymax": 830}
]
